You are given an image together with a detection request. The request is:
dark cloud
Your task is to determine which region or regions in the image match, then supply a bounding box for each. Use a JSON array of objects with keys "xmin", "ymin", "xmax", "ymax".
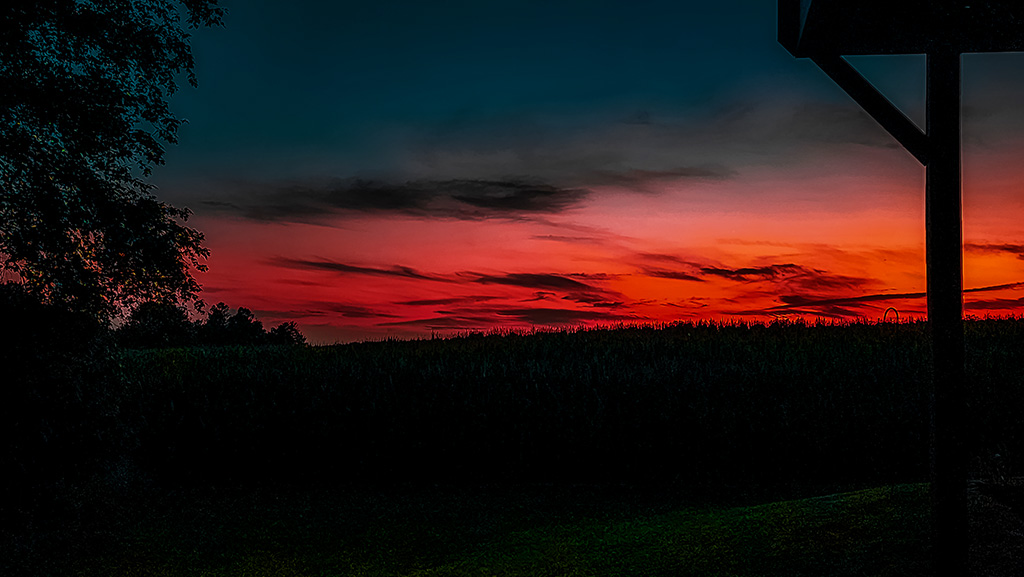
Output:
[
  {"xmin": 787, "ymin": 272, "xmax": 871, "ymax": 292},
  {"xmin": 449, "ymin": 180, "xmax": 588, "ymax": 212},
  {"xmin": 742, "ymin": 281, "xmax": 1024, "ymax": 317},
  {"xmin": 965, "ymin": 297, "xmax": 1024, "ymax": 311},
  {"xmin": 588, "ymin": 165, "xmax": 737, "ymax": 187},
  {"xmin": 699, "ymin": 262, "xmax": 874, "ymax": 294},
  {"xmin": 635, "ymin": 256, "xmax": 875, "ymax": 296},
  {"xmin": 561, "ymin": 293, "xmax": 624, "ymax": 308},
  {"xmin": 532, "ymin": 234, "xmax": 607, "ymax": 244},
  {"xmin": 200, "ymin": 200, "xmax": 242, "ymax": 211},
  {"xmin": 643, "ymin": 269, "xmax": 705, "ymax": 282},
  {"xmin": 471, "ymin": 272, "xmax": 628, "ymax": 309},
  {"xmin": 523, "ymin": 291, "xmax": 558, "ymax": 302},
  {"xmin": 495, "ymin": 308, "xmax": 645, "ymax": 325},
  {"xmin": 202, "ymin": 178, "xmax": 589, "ymax": 223},
  {"xmin": 965, "ymin": 243, "xmax": 1024, "ymax": 260},
  {"xmin": 323, "ymin": 303, "xmax": 400, "ymax": 319},
  {"xmin": 637, "ymin": 252, "xmax": 704, "ymax": 267},
  {"xmin": 268, "ymin": 257, "xmax": 451, "ymax": 282},
  {"xmin": 567, "ymin": 272, "xmax": 623, "ymax": 281},
  {"xmin": 664, "ymin": 297, "xmax": 709, "ymax": 310},
  {"xmin": 276, "ymin": 278, "xmax": 331, "ymax": 287},
  {"xmin": 774, "ymin": 291, "xmax": 926, "ymax": 310},
  {"xmin": 759, "ymin": 305, "xmax": 870, "ymax": 320},
  {"xmin": 399, "ymin": 97, "xmax": 905, "ymax": 190},
  {"xmin": 263, "ymin": 303, "xmax": 400, "ymax": 320},
  {"xmin": 472, "ymin": 273, "xmax": 598, "ymax": 292},
  {"xmin": 377, "ymin": 315, "xmax": 495, "ymax": 330},
  {"xmin": 636, "ymin": 253, "xmax": 706, "ymax": 281},
  {"xmin": 966, "ymin": 281, "xmax": 1024, "ymax": 293},
  {"xmin": 700, "ymin": 263, "xmax": 808, "ymax": 281},
  {"xmin": 395, "ymin": 295, "xmax": 500, "ymax": 306}
]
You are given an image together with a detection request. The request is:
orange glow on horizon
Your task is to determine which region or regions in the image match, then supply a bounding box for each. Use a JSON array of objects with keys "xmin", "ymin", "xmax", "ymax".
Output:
[{"xmin": 186, "ymin": 145, "xmax": 1024, "ymax": 343}]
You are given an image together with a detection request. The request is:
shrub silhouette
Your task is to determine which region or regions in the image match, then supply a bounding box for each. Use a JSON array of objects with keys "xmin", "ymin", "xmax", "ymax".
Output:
[
  {"xmin": 226, "ymin": 307, "xmax": 265, "ymax": 344},
  {"xmin": 269, "ymin": 320, "xmax": 306, "ymax": 345},
  {"xmin": 117, "ymin": 300, "xmax": 196, "ymax": 349},
  {"xmin": 116, "ymin": 300, "xmax": 307, "ymax": 348}
]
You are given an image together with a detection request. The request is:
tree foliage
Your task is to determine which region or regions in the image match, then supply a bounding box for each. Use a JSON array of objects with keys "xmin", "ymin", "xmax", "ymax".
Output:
[
  {"xmin": 116, "ymin": 299, "xmax": 195, "ymax": 348},
  {"xmin": 268, "ymin": 321, "xmax": 306, "ymax": 345},
  {"xmin": 0, "ymin": 0, "xmax": 224, "ymax": 321},
  {"xmin": 116, "ymin": 300, "xmax": 307, "ymax": 348}
]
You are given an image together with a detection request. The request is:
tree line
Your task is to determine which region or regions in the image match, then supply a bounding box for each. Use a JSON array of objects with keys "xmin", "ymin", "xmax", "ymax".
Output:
[{"xmin": 115, "ymin": 299, "xmax": 306, "ymax": 348}]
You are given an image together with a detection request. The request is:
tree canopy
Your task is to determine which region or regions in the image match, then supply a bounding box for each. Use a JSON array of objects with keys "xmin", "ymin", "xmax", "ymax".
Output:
[
  {"xmin": 1, "ymin": 0, "xmax": 223, "ymax": 321},
  {"xmin": 115, "ymin": 300, "xmax": 308, "ymax": 348}
]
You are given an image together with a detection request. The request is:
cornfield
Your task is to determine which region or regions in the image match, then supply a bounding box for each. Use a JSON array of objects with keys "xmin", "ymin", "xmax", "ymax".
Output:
[{"xmin": 111, "ymin": 318, "xmax": 1024, "ymax": 490}]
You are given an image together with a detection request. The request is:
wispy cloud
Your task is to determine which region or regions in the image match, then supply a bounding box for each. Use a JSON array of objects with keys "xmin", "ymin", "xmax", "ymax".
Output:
[
  {"xmin": 643, "ymin": 269, "xmax": 705, "ymax": 282},
  {"xmin": 378, "ymin": 315, "xmax": 496, "ymax": 330},
  {"xmin": 586, "ymin": 165, "xmax": 737, "ymax": 188},
  {"xmin": 322, "ymin": 303, "xmax": 401, "ymax": 319},
  {"xmin": 471, "ymin": 272, "xmax": 627, "ymax": 309},
  {"xmin": 268, "ymin": 257, "xmax": 452, "ymax": 282},
  {"xmin": 494, "ymin": 307, "xmax": 645, "ymax": 325},
  {"xmin": 636, "ymin": 252, "xmax": 704, "ymax": 267},
  {"xmin": 700, "ymin": 263, "xmax": 809, "ymax": 281},
  {"xmin": 635, "ymin": 257, "xmax": 873, "ymax": 293},
  {"xmin": 375, "ymin": 306, "xmax": 644, "ymax": 330},
  {"xmin": 772, "ymin": 291, "xmax": 925, "ymax": 310},
  {"xmin": 472, "ymin": 272, "xmax": 599, "ymax": 292},
  {"xmin": 532, "ymin": 234, "xmax": 609, "ymax": 245},
  {"xmin": 740, "ymin": 281, "xmax": 1024, "ymax": 317},
  {"xmin": 202, "ymin": 178, "xmax": 589, "ymax": 223},
  {"xmin": 966, "ymin": 281, "xmax": 1024, "ymax": 293},
  {"xmin": 664, "ymin": 297, "xmax": 710, "ymax": 310},
  {"xmin": 395, "ymin": 295, "xmax": 501, "ymax": 306},
  {"xmin": 965, "ymin": 243, "xmax": 1024, "ymax": 260},
  {"xmin": 402, "ymin": 98, "xmax": 898, "ymax": 191},
  {"xmin": 255, "ymin": 302, "xmax": 401, "ymax": 321},
  {"xmin": 966, "ymin": 297, "xmax": 1024, "ymax": 311}
]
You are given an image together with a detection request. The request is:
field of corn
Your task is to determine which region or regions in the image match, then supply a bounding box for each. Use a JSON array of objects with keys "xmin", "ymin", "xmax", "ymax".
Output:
[
  {"xmin": 6, "ymin": 318, "xmax": 1024, "ymax": 575},
  {"xmin": 108, "ymin": 319, "xmax": 1024, "ymax": 489}
]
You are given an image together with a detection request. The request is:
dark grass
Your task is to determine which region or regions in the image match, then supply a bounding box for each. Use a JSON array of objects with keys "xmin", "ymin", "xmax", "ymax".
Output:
[{"xmin": 6, "ymin": 483, "xmax": 931, "ymax": 577}]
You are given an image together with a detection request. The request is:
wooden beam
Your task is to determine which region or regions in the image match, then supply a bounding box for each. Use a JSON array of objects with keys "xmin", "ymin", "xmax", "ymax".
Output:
[
  {"xmin": 810, "ymin": 54, "xmax": 930, "ymax": 165},
  {"xmin": 926, "ymin": 49, "xmax": 967, "ymax": 577}
]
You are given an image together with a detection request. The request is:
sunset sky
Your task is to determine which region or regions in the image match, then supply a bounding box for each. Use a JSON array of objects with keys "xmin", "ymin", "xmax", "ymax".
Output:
[{"xmin": 152, "ymin": 0, "xmax": 1024, "ymax": 343}]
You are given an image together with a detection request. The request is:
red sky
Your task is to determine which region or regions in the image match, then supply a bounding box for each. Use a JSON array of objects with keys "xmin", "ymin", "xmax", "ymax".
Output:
[
  {"xmin": 153, "ymin": 2, "xmax": 1024, "ymax": 343},
  {"xmin": 187, "ymin": 139, "xmax": 1024, "ymax": 343}
]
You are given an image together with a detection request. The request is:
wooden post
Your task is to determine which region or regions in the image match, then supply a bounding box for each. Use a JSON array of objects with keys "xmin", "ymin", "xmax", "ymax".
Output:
[{"xmin": 926, "ymin": 49, "xmax": 967, "ymax": 577}]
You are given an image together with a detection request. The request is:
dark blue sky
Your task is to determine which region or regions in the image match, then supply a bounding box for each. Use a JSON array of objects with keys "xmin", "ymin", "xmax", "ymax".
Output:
[
  {"xmin": 157, "ymin": 0, "xmax": 1024, "ymax": 192},
  {"xmin": 160, "ymin": 1, "xmax": 867, "ymax": 183}
]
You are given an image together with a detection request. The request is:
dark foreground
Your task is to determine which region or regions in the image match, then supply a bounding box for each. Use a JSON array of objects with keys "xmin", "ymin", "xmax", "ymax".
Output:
[
  {"xmin": 5, "ymin": 480, "xmax": 1024, "ymax": 576},
  {"xmin": 5, "ymin": 482, "xmax": 937, "ymax": 577},
  {"xmin": 5, "ymin": 319, "xmax": 1024, "ymax": 575}
]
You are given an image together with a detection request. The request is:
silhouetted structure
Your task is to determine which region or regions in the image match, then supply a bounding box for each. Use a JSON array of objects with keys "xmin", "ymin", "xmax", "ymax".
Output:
[{"xmin": 778, "ymin": 1, "xmax": 1024, "ymax": 574}]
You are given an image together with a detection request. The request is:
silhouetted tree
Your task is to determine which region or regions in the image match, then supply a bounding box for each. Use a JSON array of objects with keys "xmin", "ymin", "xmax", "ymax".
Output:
[
  {"xmin": 116, "ymin": 300, "xmax": 195, "ymax": 348},
  {"xmin": 115, "ymin": 300, "xmax": 307, "ymax": 348},
  {"xmin": 226, "ymin": 306, "xmax": 265, "ymax": 345},
  {"xmin": 268, "ymin": 321, "xmax": 306, "ymax": 345},
  {"xmin": 1, "ymin": 0, "xmax": 224, "ymax": 321},
  {"xmin": 196, "ymin": 301, "xmax": 231, "ymax": 345}
]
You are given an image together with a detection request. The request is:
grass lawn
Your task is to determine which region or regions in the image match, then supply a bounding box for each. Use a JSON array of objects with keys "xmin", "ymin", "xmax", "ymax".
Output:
[{"xmin": 8, "ymin": 483, "xmax": 931, "ymax": 577}]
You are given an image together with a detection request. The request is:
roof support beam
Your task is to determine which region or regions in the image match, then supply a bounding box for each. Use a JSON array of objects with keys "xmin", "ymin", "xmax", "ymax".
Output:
[{"xmin": 810, "ymin": 54, "xmax": 930, "ymax": 165}]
